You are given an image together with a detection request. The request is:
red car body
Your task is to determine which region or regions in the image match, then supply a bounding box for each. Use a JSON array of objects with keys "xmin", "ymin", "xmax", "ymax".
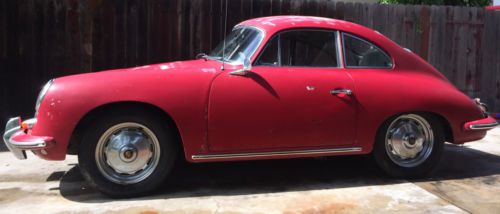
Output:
[{"xmin": 5, "ymin": 16, "xmax": 496, "ymax": 163}]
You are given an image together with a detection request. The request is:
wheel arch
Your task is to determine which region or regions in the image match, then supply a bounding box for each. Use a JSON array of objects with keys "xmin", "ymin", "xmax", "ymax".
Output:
[
  {"xmin": 376, "ymin": 111, "xmax": 454, "ymax": 145},
  {"xmin": 67, "ymin": 101, "xmax": 185, "ymax": 157}
]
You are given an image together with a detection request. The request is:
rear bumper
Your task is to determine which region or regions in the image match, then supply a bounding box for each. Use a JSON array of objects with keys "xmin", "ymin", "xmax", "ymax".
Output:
[
  {"xmin": 464, "ymin": 116, "xmax": 498, "ymax": 131},
  {"xmin": 3, "ymin": 117, "xmax": 54, "ymax": 159}
]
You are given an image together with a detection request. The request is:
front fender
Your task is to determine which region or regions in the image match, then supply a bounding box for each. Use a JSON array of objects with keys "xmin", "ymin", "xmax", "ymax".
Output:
[{"xmin": 31, "ymin": 63, "xmax": 219, "ymax": 160}]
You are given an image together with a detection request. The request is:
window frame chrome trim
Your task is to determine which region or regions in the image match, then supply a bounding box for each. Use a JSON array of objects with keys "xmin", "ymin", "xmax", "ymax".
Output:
[
  {"xmin": 341, "ymin": 32, "xmax": 394, "ymax": 69},
  {"xmin": 207, "ymin": 25, "xmax": 266, "ymax": 66},
  {"xmin": 253, "ymin": 28, "xmax": 342, "ymax": 69}
]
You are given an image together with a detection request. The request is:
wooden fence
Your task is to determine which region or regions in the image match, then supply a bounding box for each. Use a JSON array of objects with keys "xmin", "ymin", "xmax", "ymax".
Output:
[{"xmin": 1, "ymin": 0, "xmax": 500, "ymax": 122}]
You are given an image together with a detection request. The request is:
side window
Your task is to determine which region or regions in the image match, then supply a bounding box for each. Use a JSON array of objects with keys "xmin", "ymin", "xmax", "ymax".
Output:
[
  {"xmin": 281, "ymin": 30, "xmax": 337, "ymax": 67},
  {"xmin": 255, "ymin": 36, "xmax": 279, "ymax": 66},
  {"xmin": 342, "ymin": 33, "xmax": 392, "ymax": 68},
  {"xmin": 255, "ymin": 30, "xmax": 338, "ymax": 67}
]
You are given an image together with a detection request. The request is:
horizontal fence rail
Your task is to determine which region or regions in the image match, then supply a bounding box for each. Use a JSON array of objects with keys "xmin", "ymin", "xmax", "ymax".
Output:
[{"xmin": 1, "ymin": 0, "xmax": 500, "ymax": 123}]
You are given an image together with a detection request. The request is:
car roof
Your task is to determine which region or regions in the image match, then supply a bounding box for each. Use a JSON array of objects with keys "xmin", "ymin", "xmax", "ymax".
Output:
[
  {"xmin": 237, "ymin": 15, "xmax": 445, "ymax": 78},
  {"xmin": 238, "ymin": 15, "xmax": 376, "ymax": 38}
]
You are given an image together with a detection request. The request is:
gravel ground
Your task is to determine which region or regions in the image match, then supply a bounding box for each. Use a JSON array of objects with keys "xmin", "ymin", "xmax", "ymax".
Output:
[{"xmin": 1, "ymin": 128, "xmax": 499, "ymax": 213}]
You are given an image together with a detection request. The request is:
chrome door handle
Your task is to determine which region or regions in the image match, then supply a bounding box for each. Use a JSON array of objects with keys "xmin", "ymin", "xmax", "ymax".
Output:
[{"xmin": 330, "ymin": 89, "xmax": 353, "ymax": 96}]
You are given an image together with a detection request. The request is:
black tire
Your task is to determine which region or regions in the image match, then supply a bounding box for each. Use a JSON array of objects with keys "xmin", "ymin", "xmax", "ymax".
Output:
[
  {"xmin": 78, "ymin": 110, "xmax": 177, "ymax": 198},
  {"xmin": 373, "ymin": 113, "xmax": 444, "ymax": 178}
]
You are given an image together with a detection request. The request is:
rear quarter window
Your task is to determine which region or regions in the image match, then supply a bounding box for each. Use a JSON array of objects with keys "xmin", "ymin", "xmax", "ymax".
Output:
[{"xmin": 342, "ymin": 33, "xmax": 393, "ymax": 68}]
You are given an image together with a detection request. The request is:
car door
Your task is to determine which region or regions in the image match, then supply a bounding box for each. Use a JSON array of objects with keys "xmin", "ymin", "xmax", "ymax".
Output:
[{"xmin": 207, "ymin": 29, "xmax": 357, "ymax": 152}]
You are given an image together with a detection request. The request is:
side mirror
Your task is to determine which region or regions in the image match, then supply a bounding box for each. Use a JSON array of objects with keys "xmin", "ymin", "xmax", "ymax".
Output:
[{"xmin": 229, "ymin": 57, "xmax": 252, "ymax": 76}]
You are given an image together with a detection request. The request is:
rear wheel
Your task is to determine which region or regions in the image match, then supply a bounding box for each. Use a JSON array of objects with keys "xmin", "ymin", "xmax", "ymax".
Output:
[
  {"xmin": 373, "ymin": 113, "xmax": 444, "ymax": 178},
  {"xmin": 78, "ymin": 112, "xmax": 177, "ymax": 197}
]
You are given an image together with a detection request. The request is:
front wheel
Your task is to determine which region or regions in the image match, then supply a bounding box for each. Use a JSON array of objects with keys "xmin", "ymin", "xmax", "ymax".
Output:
[
  {"xmin": 373, "ymin": 113, "xmax": 444, "ymax": 178},
  {"xmin": 78, "ymin": 112, "xmax": 177, "ymax": 197}
]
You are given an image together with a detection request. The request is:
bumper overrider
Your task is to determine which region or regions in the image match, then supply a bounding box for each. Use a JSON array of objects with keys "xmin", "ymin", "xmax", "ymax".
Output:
[{"xmin": 3, "ymin": 117, "xmax": 54, "ymax": 159}]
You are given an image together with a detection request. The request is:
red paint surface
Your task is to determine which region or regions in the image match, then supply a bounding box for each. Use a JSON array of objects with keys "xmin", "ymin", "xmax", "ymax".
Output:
[
  {"xmin": 24, "ymin": 16, "xmax": 491, "ymax": 161},
  {"xmin": 485, "ymin": 5, "xmax": 500, "ymax": 11}
]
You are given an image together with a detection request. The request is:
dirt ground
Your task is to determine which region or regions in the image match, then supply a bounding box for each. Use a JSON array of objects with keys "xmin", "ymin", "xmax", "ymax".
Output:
[{"xmin": 1, "ymin": 128, "xmax": 500, "ymax": 214}]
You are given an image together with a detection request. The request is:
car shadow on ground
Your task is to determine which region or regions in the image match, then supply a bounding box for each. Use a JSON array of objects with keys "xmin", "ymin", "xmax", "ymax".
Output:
[
  {"xmin": 54, "ymin": 144, "xmax": 500, "ymax": 202},
  {"xmin": 0, "ymin": 141, "xmax": 7, "ymax": 152}
]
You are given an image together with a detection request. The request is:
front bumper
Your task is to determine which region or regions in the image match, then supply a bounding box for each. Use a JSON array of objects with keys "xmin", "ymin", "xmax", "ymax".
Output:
[
  {"xmin": 3, "ymin": 117, "xmax": 54, "ymax": 159},
  {"xmin": 464, "ymin": 116, "xmax": 498, "ymax": 131}
]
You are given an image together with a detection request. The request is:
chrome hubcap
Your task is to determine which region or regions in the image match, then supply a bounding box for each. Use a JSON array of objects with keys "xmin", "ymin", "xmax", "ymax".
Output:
[
  {"xmin": 385, "ymin": 114, "xmax": 434, "ymax": 167},
  {"xmin": 95, "ymin": 122, "xmax": 161, "ymax": 184}
]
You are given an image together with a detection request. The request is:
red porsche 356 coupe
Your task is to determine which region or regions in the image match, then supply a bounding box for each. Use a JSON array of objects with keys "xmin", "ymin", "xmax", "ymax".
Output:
[{"xmin": 3, "ymin": 16, "xmax": 497, "ymax": 197}]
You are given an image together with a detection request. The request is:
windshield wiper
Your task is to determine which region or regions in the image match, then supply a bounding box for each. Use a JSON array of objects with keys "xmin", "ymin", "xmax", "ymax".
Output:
[
  {"xmin": 196, "ymin": 53, "xmax": 209, "ymax": 61},
  {"xmin": 196, "ymin": 53, "xmax": 225, "ymax": 62}
]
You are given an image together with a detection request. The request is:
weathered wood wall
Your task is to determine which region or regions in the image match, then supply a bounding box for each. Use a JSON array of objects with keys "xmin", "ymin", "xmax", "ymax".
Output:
[{"xmin": 1, "ymin": 0, "xmax": 500, "ymax": 122}]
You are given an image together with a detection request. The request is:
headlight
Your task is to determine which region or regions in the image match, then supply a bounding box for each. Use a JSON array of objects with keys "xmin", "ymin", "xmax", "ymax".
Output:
[{"xmin": 35, "ymin": 79, "xmax": 54, "ymax": 117}]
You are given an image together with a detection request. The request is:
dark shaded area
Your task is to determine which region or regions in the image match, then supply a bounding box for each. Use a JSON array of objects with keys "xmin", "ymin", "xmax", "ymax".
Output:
[
  {"xmin": 0, "ymin": 140, "xmax": 7, "ymax": 152},
  {"xmin": 415, "ymin": 144, "xmax": 500, "ymax": 181},
  {"xmin": 56, "ymin": 144, "xmax": 500, "ymax": 202},
  {"xmin": 247, "ymin": 71, "xmax": 280, "ymax": 99},
  {"xmin": 58, "ymin": 155, "xmax": 392, "ymax": 201},
  {"xmin": 46, "ymin": 171, "xmax": 66, "ymax": 182}
]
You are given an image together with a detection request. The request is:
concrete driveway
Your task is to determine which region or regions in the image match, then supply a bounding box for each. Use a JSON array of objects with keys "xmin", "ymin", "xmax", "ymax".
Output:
[{"xmin": 1, "ymin": 129, "xmax": 500, "ymax": 214}]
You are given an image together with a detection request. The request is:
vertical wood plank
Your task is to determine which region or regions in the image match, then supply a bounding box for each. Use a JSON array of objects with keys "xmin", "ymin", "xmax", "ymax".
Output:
[
  {"xmin": 465, "ymin": 8, "xmax": 481, "ymax": 97},
  {"xmin": 441, "ymin": 6, "xmax": 454, "ymax": 81},
  {"xmin": 0, "ymin": 0, "xmax": 7, "ymax": 122},
  {"xmin": 454, "ymin": 6, "xmax": 468, "ymax": 91},
  {"xmin": 494, "ymin": 13, "xmax": 500, "ymax": 109},
  {"xmin": 325, "ymin": 0, "xmax": 336, "ymax": 19},
  {"xmin": 333, "ymin": 1, "xmax": 345, "ymax": 20},
  {"xmin": 343, "ymin": 1, "xmax": 354, "ymax": 23},
  {"xmin": 419, "ymin": 5, "xmax": 430, "ymax": 60},
  {"xmin": 289, "ymin": 0, "xmax": 301, "ymax": 15},
  {"xmin": 428, "ymin": 6, "xmax": 445, "ymax": 75},
  {"xmin": 392, "ymin": 4, "xmax": 406, "ymax": 46}
]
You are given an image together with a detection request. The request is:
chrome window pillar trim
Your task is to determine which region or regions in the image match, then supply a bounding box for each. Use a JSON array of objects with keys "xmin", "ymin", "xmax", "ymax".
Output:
[
  {"xmin": 277, "ymin": 34, "xmax": 282, "ymax": 66},
  {"xmin": 336, "ymin": 31, "xmax": 345, "ymax": 68},
  {"xmin": 192, "ymin": 147, "xmax": 362, "ymax": 160}
]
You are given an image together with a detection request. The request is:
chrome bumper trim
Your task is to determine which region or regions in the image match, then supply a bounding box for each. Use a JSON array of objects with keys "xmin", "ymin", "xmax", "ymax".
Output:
[
  {"xmin": 10, "ymin": 138, "xmax": 48, "ymax": 149},
  {"xmin": 3, "ymin": 117, "xmax": 26, "ymax": 159},
  {"xmin": 470, "ymin": 122, "xmax": 498, "ymax": 130},
  {"xmin": 192, "ymin": 147, "xmax": 362, "ymax": 160}
]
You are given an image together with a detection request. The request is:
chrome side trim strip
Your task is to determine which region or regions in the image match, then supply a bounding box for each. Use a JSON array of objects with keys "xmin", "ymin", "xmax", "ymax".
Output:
[
  {"xmin": 470, "ymin": 122, "xmax": 498, "ymax": 130},
  {"xmin": 192, "ymin": 147, "xmax": 362, "ymax": 160}
]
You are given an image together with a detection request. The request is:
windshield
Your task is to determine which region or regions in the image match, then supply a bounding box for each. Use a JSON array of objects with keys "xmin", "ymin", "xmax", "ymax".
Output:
[{"xmin": 209, "ymin": 26, "xmax": 263, "ymax": 64}]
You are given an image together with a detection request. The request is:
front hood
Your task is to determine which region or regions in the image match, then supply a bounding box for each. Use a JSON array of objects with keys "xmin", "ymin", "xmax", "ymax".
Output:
[
  {"xmin": 44, "ymin": 59, "xmax": 241, "ymax": 108},
  {"xmin": 51, "ymin": 59, "xmax": 237, "ymax": 89},
  {"xmin": 88, "ymin": 59, "xmax": 224, "ymax": 75},
  {"xmin": 125, "ymin": 59, "xmax": 223, "ymax": 73}
]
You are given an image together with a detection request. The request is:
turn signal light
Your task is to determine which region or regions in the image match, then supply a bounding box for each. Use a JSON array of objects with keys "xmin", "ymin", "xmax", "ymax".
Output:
[{"xmin": 21, "ymin": 122, "xmax": 29, "ymax": 131}]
